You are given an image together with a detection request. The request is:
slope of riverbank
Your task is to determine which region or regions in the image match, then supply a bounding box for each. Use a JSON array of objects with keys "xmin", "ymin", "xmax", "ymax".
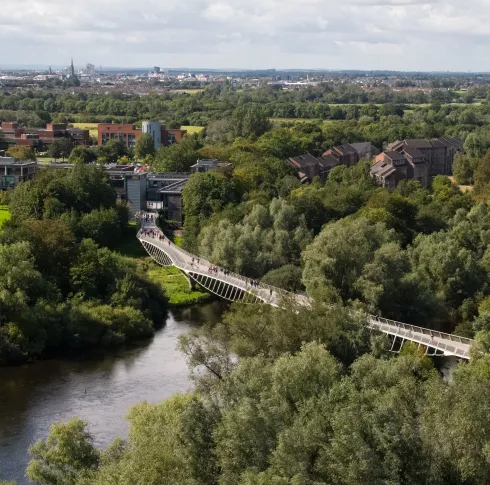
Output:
[{"xmin": 115, "ymin": 225, "xmax": 212, "ymax": 307}]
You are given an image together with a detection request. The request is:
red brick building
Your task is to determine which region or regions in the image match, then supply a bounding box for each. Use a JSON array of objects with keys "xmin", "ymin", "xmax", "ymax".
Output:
[
  {"xmin": 0, "ymin": 122, "xmax": 90, "ymax": 149},
  {"xmin": 98, "ymin": 123, "xmax": 187, "ymax": 150}
]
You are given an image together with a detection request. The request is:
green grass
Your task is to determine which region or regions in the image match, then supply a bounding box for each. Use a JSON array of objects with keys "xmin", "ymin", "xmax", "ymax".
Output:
[
  {"xmin": 174, "ymin": 236, "xmax": 183, "ymax": 247},
  {"xmin": 270, "ymin": 118, "xmax": 310, "ymax": 123},
  {"xmin": 72, "ymin": 123, "xmax": 99, "ymax": 138},
  {"xmin": 116, "ymin": 225, "xmax": 211, "ymax": 306},
  {"xmin": 36, "ymin": 156, "xmax": 58, "ymax": 164},
  {"xmin": 181, "ymin": 125, "xmax": 205, "ymax": 134},
  {"xmin": 0, "ymin": 205, "xmax": 10, "ymax": 228},
  {"xmin": 146, "ymin": 263, "xmax": 212, "ymax": 306}
]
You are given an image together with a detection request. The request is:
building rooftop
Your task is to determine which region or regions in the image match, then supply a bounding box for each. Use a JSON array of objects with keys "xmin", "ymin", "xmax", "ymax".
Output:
[
  {"xmin": 288, "ymin": 153, "xmax": 320, "ymax": 167},
  {"xmin": 0, "ymin": 157, "xmax": 37, "ymax": 166},
  {"xmin": 383, "ymin": 150, "xmax": 406, "ymax": 161},
  {"xmin": 332, "ymin": 144, "xmax": 357, "ymax": 155},
  {"xmin": 402, "ymin": 147, "xmax": 426, "ymax": 159},
  {"xmin": 318, "ymin": 154, "xmax": 339, "ymax": 169},
  {"xmin": 403, "ymin": 139, "xmax": 434, "ymax": 149}
]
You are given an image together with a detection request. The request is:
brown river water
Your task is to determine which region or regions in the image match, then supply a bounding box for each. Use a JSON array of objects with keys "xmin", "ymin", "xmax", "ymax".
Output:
[{"xmin": 0, "ymin": 301, "xmax": 226, "ymax": 484}]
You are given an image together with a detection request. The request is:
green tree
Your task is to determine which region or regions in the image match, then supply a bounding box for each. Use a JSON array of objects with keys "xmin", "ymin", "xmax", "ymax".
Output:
[
  {"xmin": 261, "ymin": 265, "xmax": 304, "ymax": 292},
  {"xmin": 97, "ymin": 140, "xmax": 127, "ymax": 164},
  {"xmin": 48, "ymin": 138, "xmax": 73, "ymax": 161},
  {"xmin": 5, "ymin": 145, "xmax": 36, "ymax": 161},
  {"xmin": 26, "ymin": 418, "xmax": 99, "ymax": 485},
  {"xmin": 302, "ymin": 217, "xmax": 397, "ymax": 301},
  {"xmin": 230, "ymin": 104, "xmax": 272, "ymax": 139},
  {"xmin": 78, "ymin": 207, "xmax": 122, "ymax": 248},
  {"xmin": 134, "ymin": 133, "xmax": 156, "ymax": 159},
  {"xmin": 68, "ymin": 146, "xmax": 97, "ymax": 165},
  {"xmin": 152, "ymin": 135, "xmax": 200, "ymax": 172}
]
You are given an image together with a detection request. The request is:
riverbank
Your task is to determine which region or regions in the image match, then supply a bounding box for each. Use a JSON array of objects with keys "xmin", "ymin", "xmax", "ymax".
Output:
[
  {"xmin": 114, "ymin": 225, "xmax": 212, "ymax": 307},
  {"xmin": 0, "ymin": 303, "xmax": 227, "ymax": 484},
  {"xmin": 146, "ymin": 263, "xmax": 213, "ymax": 306}
]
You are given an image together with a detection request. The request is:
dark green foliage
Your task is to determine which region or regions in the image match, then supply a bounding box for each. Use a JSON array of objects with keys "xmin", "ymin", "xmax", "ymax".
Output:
[
  {"xmin": 0, "ymin": 164, "xmax": 166, "ymax": 366},
  {"xmin": 261, "ymin": 265, "xmax": 304, "ymax": 292},
  {"xmin": 68, "ymin": 146, "xmax": 98, "ymax": 165}
]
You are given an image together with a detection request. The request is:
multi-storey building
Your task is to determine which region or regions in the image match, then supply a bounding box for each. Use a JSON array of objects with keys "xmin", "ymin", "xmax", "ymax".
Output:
[
  {"xmin": 371, "ymin": 136, "xmax": 462, "ymax": 189},
  {"xmin": 0, "ymin": 122, "xmax": 90, "ymax": 149},
  {"xmin": 371, "ymin": 150, "xmax": 429, "ymax": 189},
  {"xmin": 98, "ymin": 122, "xmax": 187, "ymax": 150},
  {"xmin": 387, "ymin": 137, "xmax": 462, "ymax": 176},
  {"xmin": 288, "ymin": 142, "xmax": 379, "ymax": 182}
]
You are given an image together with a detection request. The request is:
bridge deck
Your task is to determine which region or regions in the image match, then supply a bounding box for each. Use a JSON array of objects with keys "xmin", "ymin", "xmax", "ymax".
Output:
[
  {"xmin": 137, "ymin": 213, "xmax": 475, "ymax": 359},
  {"xmin": 138, "ymin": 219, "xmax": 307, "ymax": 307},
  {"xmin": 368, "ymin": 316, "xmax": 472, "ymax": 359}
]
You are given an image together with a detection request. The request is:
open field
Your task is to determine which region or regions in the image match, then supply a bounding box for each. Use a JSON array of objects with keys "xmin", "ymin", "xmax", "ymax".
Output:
[
  {"xmin": 72, "ymin": 123, "xmax": 99, "ymax": 137},
  {"xmin": 181, "ymin": 125, "xmax": 205, "ymax": 134},
  {"xmin": 0, "ymin": 205, "xmax": 11, "ymax": 228}
]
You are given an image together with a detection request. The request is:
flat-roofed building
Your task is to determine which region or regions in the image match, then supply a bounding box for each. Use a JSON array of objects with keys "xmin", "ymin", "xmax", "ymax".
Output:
[
  {"xmin": 98, "ymin": 122, "xmax": 187, "ymax": 150},
  {"xmin": 0, "ymin": 122, "xmax": 90, "ymax": 149},
  {"xmin": 0, "ymin": 157, "xmax": 37, "ymax": 189}
]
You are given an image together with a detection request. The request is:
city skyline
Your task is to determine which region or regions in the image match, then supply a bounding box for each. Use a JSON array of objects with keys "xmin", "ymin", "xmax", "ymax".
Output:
[{"xmin": 2, "ymin": 0, "xmax": 490, "ymax": 71}]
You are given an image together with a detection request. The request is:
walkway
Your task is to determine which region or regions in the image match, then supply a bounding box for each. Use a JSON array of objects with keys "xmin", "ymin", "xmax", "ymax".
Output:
[{"xmin": 137, "ymin": 212, "xmax": 475, "ymax": 359}]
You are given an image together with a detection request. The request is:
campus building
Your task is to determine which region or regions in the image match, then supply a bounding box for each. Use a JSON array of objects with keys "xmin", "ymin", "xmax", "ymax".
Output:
[
  {"xmin": 105, "ymin": 167, "xmax": 188, "ymax": 225},
  {"xmin": 98, "ymin": 122, "xmax": 187, "ymax": 150},
  {"xmin": 0, "ymin": 122, "xmax": 90, "ymax": 150},
  {"xmin": 288, "ymin": 142, "xmax": 379, "ymax": 182},
  {"xmin": 371, "ymin": 137, "xmax": 463, "ymax": 189},
  {"xmin": 0, "ymin": 157, "xmax": 37, "ymax": 189}
]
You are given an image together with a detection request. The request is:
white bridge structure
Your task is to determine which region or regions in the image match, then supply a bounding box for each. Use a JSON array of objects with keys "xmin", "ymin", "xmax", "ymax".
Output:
[{"xmin": 137, "ymin": 213, "xmax": 474, "ymax": 360}]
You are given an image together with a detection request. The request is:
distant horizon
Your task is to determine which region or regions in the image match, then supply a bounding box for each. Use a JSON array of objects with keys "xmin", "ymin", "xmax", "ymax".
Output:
[{"xmin": 1, "ymin": 64, "xmax": 489, "ymax": 76}]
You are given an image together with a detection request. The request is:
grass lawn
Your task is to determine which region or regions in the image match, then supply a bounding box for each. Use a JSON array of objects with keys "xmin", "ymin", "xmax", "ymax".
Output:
[
  {"xmin": 181, "ymin": 125, "xmax": 205, "ymax": 134},
  {"xmin": 115, "ymin": 224, "xmax": 211, "ymax": 306},
  {"xmin": 146, "ymin": 263, "xmax": 212, "ymax": 306},
  {"xmin": 36, "ymin": 155, "xmax": 57, "ymax": 164},
  {"xmin": 72, "ymin": 123, "xmax": 99, "ymax": 138},
  {"xmin": 270, "ymin": 118, "xmax": 310, "ymax": 123},
  {"xmin": 0, "ymin": 205, "xmax": 10, "ymax": 228},
  {"xmin": 173, "ymin": 236, "xmax": 183, "ymax": 247}
]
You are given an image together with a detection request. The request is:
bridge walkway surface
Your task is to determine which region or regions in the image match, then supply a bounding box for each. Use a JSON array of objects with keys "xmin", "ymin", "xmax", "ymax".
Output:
[{"xmin": 137, "ymin": 212, "xmax": 475, "ymax": 360}]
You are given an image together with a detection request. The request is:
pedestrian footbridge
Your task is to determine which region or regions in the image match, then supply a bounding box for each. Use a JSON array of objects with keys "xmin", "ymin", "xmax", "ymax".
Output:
[{"xmin": 137, "ymin": 213, "xmax": 474, "ymax": 360}]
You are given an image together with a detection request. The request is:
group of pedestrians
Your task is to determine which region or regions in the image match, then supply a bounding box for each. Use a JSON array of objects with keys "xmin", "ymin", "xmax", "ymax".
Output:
[
  {"xmin": 141, "ymin": 229, "xmax": 160, "ymax": 238},
  {"xmin": 208, "ymin": 266, "xmax": 219, "ymax": 274},
  {"xmin": 191, "ymin": 257, "xmax": 200, "ymax": 265},
  {"xmin": 249, "ymin": 279, "xmax": 260, "ymax": 288}
]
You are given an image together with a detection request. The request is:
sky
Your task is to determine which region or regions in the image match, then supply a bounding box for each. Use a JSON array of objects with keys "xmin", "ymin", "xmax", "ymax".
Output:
[{"xmin": 1, "ymin": 0, "xmax": 490, "ymax": 71}]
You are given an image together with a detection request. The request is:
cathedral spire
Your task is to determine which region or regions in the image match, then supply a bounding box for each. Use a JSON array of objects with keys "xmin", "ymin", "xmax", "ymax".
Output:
[{"xmin": 70, "ymin": 58, "xmax": 75, "ymax": 77}]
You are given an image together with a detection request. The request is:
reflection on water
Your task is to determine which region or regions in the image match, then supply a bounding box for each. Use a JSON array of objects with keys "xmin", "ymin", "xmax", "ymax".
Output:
[{"xmin": 0, "ymin": 301, "xmax": 227, "ymax": 484}]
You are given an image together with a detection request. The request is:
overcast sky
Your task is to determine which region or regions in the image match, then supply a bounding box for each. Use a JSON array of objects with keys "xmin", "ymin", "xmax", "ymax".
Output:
[{"xmin": 1, "ymin": 0, "xmax": 490, "ymax": 71}]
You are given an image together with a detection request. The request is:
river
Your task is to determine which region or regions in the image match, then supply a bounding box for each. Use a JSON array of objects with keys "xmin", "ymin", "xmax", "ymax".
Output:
[{"xmin": 0, "ymin": 301, "xmax": 227, "ymax": 484}]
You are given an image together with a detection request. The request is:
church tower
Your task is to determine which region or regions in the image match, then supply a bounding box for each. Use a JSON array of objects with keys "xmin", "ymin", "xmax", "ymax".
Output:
[{"xmin": 70, "ymin": 58, "xmax": 75, "ymax": 78}]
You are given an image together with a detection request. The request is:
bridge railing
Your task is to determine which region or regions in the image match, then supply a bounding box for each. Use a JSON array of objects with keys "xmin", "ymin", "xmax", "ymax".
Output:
[
  {"xmin": 368, "ymin": 315, "xmax": 474, "ymax": 346},
  {"xmin": 136, "ymin": 212, "xmax": 301, "ymax": 304}
]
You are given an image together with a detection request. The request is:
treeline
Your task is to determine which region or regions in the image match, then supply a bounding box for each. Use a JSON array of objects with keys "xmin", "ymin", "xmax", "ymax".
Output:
[
  {"xmin": 0, "ymin": 165, "xmax": 167, "ymax": 365},
  {"xmin": 19, "ymin": 298, "xmax": 490, "ymax": 485},
  {"xmin": 0, "ymin": 81, "xmax": 486, "ymax": 128}
]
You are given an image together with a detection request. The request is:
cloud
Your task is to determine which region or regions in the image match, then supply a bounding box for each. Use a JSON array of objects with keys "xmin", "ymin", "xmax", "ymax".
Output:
[{"xmin": 1, "ymin": 0, "xmax": 490, "ymax": 70}]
